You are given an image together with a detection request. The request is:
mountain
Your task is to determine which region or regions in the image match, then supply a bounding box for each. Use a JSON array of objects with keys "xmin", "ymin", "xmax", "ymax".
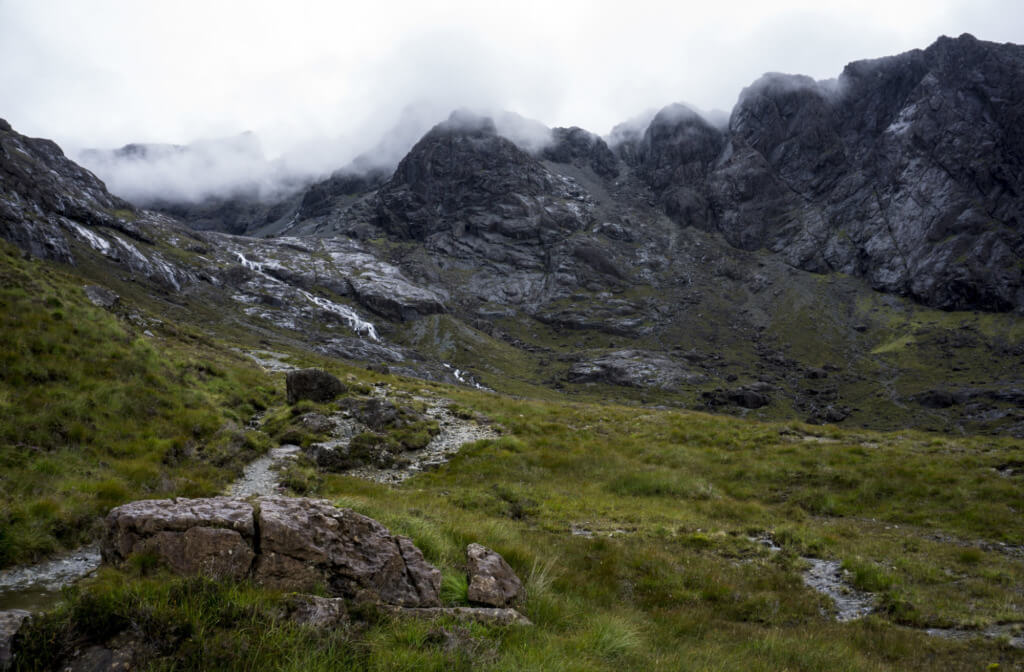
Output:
[
  {"xmin": 2, "ymin": 35, "xmax": 1024, "ymax": 671},
  {"xmin": 1, "ymin": 34, "xmax": 1023, "ymax": 438}
]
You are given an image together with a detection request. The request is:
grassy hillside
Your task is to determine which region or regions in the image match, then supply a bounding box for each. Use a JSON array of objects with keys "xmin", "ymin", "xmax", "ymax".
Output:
[
  {"xmin": 2, "ymin": 243, "xmax": 1022, "ymax": 670},
  {"xmin": 0, "ymin": 242, "xmax": 276, "ymax": 565}
]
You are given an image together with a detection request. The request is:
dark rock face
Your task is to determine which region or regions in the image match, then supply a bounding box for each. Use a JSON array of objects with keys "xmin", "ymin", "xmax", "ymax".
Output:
[
  {"xmin": 0, "ymin": 119, "xmax": 131, "ymax": 262},
  {"xmin": 465, "ymin": 543, "xmax": 525, "ymax": 608},
  {"xmin": 286, "ymin": 368, "xmax": 347, "ymax": 404},
  {"xmin": 704, "ymin": 34, "xmax": 1024, "ymax": 311},
  {"xmin": 634, "ymin": 104, "xmax": 725, "ymax": 229},
  {"xmin": 101, "ymin": 497, "xmax": 442, "ymax": 608},
  {"xmin": 374, "ymin": 111, "xmax": 589, "ymax": 246},
  {"xmin": 542, "ymin": 126, "xmax": 619, "ymax": 179}
]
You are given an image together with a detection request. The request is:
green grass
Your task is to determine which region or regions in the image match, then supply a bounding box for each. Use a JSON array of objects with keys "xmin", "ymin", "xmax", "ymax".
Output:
[
  {"xmin": 0, "ymin": 242, "xmax": 277, "ymax": 566},
  {"xmin": 3, "ymin": 241, "xmax": 1024, "ymax": 670}
]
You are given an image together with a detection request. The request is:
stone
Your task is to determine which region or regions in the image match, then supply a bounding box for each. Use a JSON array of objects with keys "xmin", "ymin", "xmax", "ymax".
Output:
[
  {"xmin": 0, "ymin": 610, "xmax": 31, "ymax": 671},
  {"xmin": 286, "ymin": 369, "xmax": 346, "ymax": 405},
  {"xmin": 297, "ymin": 412, "xmax": 334, "ymax": 435},
  {"xmin": 253, "ymin": 496, "xmax": 441, "ymax": 607},
  {"xmin": 286, "ymin": 595, "xmax": 350, "ymax": 629},
  {"xmin": 101, "ymin": 497, "xmax": 443, "ymax": 608},
  {"xmin": 465, "ymin": 543, "xmax": 525, "ymax": 608},
  {"xmin": 83, "ymin": 285, "xmax": 119, "ymax": 310},
  {"xmin": 101, "ymin": 498, "xmax": 256, "ymax": 580}
]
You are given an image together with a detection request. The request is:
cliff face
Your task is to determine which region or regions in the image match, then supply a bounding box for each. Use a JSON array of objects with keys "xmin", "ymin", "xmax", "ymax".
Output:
[
  {"xmin": 643, "ymin": 34, "xmax": 1023, "ymax": 312},
  {"xmin": 1, "ymin": 35, "xmax": 1022, "ymax": 436}
]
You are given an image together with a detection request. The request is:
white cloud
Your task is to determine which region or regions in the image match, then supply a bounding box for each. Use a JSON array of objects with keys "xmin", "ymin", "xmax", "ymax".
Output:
[{"xmin": 1, "ymin": 0, "xmax": 1021, "ymax": 200}]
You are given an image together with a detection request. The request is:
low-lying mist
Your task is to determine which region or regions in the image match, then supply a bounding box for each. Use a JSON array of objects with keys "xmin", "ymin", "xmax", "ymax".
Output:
[{"xmin": 73, "ymin": 98, "xmax": 729, "ymax": 208}]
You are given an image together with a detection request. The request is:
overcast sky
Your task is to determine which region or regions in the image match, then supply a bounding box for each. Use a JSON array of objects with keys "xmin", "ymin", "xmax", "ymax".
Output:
[{"xmin": 2, "ymin": 0, "xmax": 1022, "ymax": 166}]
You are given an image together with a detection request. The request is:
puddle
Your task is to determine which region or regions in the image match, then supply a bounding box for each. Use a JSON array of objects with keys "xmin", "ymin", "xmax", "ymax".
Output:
[{"xmin": 0, "ymin": 545, "xmax": 101, "ymax": 612}]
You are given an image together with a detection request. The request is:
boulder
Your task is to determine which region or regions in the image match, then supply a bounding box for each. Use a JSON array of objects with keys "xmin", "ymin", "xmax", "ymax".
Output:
[
  {"xmin": 101, "ymin": 496, "xmax": 441, "ymax": 608},
  {"xmin": 253, "ymin": 496, "xmax": 441, "ymax": 607},
  {"xmin": 0, "ymin": 610, "xmax": 30, "ymax": 671},
  {"xmin": 101, "ymin": 497, "xmax": 255, "ymax": 580},
  {"xmin": 286, "ymin": 369, "xmax": 346, "ymax": 405},
  {"xmin": 465, "ymin": 543, "xmax": 525, "ymax": 608}
]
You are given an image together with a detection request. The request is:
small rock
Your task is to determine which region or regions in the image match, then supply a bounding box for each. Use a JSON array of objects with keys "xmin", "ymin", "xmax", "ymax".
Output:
[
  {"xmin": 466, "ymin": 543, "xmax": 525, "ymax": 608},
  {"xmin": 286, "ymin": 595, "xmax": 349, "ymax": 629},
  {"xmin": 286, "ymin": 369, "xmax": 346, "ymax": 405},
  {"xmin": 298, "ymin": 413, "xmax": 334, "ymax": 435}
]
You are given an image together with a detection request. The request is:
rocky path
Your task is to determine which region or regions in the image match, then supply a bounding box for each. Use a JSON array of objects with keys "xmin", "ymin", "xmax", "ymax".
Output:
[
  {"xmin": 226, "ymin": 444, "xmax": 302, "ymax": 497},
  {"xmin": 346, "ymin": 398, "xmax": 498, "ymax": 484}
]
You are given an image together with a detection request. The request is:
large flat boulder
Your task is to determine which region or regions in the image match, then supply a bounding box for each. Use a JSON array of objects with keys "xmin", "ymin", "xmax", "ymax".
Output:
[
  {"xmin": 101, "ymin": 497, "xmax": 255, "ymax": 580},
  {"xmin": 100, "ymin": 496, "xmax": 441, "ymax": 608},
  {"xmin": 254, "ymin": 496, "xmax": 441, "ymax": 607}
]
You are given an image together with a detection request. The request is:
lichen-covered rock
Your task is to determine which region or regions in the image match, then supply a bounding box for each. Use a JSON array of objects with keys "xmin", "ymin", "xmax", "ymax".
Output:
[
  {"xmin": 285, "ymin": 368, "xmax": 346, "ymax": 405},
  {"xmin": 465, "ymin": 543, "xmax": 525, "ymax": 608},
  {"xmin": 253, "ymin": 496, "xmax": 441, "ymax": 607},
  {"xmin": 101, "ymin": 498, "xmax": 255, "ymax": 580},
  {"xmin": 286, "ymin": 595, "xmax": 350, "ymax": 628}
]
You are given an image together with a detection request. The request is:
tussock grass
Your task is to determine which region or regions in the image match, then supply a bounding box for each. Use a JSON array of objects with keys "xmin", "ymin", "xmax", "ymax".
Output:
[
  {"xmin": 0, "ymin": 243, "xmax": 276, "ymax": 566},
  {"xmin": 4, "ymin": 241, "xmax": 1023, "ymax": 670}
]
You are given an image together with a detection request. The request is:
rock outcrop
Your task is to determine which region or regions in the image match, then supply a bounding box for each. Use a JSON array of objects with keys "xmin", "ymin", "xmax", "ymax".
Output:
[
  {"xmin": 567, "ymin": 350, "xmax": 706, "ymax": 390},
  {"xmin": 0, "ymin": 119, "xmax": 131, "ymax": 263},
  {"xmin": 702, "ymin": 34, "xmax": 1024, "ymax": 311},
  {"xmin": 101, "ymin": 496, "xmax": 442, "ymax": 608}
]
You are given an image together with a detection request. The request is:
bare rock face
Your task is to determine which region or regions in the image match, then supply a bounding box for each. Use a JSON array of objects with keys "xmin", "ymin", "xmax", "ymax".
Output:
[
  {"xmin": 465, "ymin": 543, "xmax": 525, "ymax": 608},
  {"xmin": 101, "ymin": 498, "xmax": 256, "ymax": 580},
  {"xmin": 285, "ymin": 368, "xmax": 346, "ymax": 405},
  {"xmin": 0, "ymin": 610, "xmax": 31, "ymax": 671},
  {"xmin": 567, "ymin": 350, "xmax": 706, "ymax": 390},
  {"xmin": 254, "ymin": 496, "xmax": 441, "ymax": 607}
]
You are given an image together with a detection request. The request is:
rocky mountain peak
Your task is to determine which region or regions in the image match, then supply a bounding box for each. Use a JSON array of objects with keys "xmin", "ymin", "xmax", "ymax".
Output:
[{"xmin": 375, "ymin": 111, "xmax": 567, "ymax": 242}]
